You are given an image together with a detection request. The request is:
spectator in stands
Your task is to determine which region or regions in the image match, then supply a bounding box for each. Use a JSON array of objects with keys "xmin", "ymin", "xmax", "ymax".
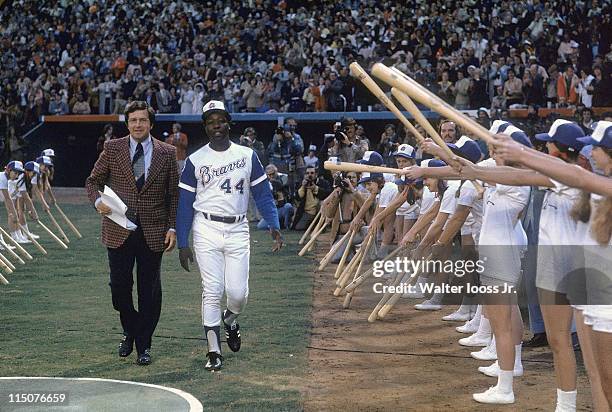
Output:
[
  {"xmin": 453, "ymin": 71, "xmax": 471, "ymax": 110},
  {"xmin": 324, "ymin": 72, "xmax": 344, "ymax": 112},
  {"xmin": 179, "ymin": 83, "xmax": 195, "ymax": 115},
  {"xmin": 165, "ymin": 123, "xmax": 189, "ymax": 173},
  {"xmin": 72, "ymin": 94, "xmax": 91, "ymax": 115},
  {"xmin": 48, "ymin": 92, "xmax": 69, "ymax": 116},
  {"xmin": 588, "ymin": 66, "xmax": 609, "ymax": 107},
  {"xmin": 503, "ymin": 69, "xmax": 524, "ymax": 106},
  {"xmin": 96, "ymin": 123, "xmax": 116, "ymax": 156},
  {"xmin": 557, "ymin": 65, "xmax": 580, "ymax": 106}
]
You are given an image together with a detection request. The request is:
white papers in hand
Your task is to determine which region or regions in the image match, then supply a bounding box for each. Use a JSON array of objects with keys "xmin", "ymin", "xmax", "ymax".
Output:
[{"xmin": 98, "ymin": 186, "xmax": 137, "ymax": 231}]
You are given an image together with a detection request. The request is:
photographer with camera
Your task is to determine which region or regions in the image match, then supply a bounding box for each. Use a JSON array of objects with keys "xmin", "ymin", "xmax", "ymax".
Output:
[
  {"xmin": 257, "ymin": 164, "xmax": 294, "ymax": 230},
  {"xmin": 377, "ymin": 123, "xmax": 402, "ymax": 167},
  {"xmin": 240, "ymin": 127, "xmax": 266, "ymax": 165},
  {"xmin": 292, "ymin": 166, "xmax": 331, "ymax": 230},
  {"xmin": 267, "ymin": 123, "xmax": 302, "ymax": 196},
  {"xmin": 329, "ymin": 117, "xmax": 364, "ymax": 163}
]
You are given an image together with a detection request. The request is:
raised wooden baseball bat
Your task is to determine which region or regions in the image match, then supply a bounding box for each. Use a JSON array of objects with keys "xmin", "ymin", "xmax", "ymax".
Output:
[
  {"xmin": 377, "ymin": 253, "xmax": 431, "ymax": 319},
  {"xmin": 350, "ymin": 62, "xmax": 427, "ymax": 143},
  {"xmin": 343, "ymin": 245, "xmax": 409, "ymax": 293},
  {"xmin": 0, "ymin": 237, "xmax": 26, "ymax": 264},
  {"xmin": 343, "ymin": 230, "xmax": 376, "ymax": 308},
  {"xmin": 0, "ymin": 251, "xmax": 16, "ymax": 271},
  {"xmin": 0, "ymin": 254, "xmax": 13, "ymax": 274},
  {"xmin": 55, "ymin": 204, "xmax": 83, "ymax": 238},
  {"xmin": 298, "ymin": 219, "xmax": 329, "ymax": 256},
  {"xmin": 371, "ymin": 63, "xmax": 494, "ymax": 144},
  {"xmin": 0, "ymin": 272, "xmax": 8, "ymax": 284},
  {"xmin": 19, "ymin": 225, "xmax": 47, "ymax": 255},
  {"xmin": 391, "ymin": 87, "xmax": 485, "ymax": 195},
  {"xmin": 318, "ymin": 230, "xmax": 351, "ymax": 272},
  {"xmin": 36, "ymin": 220, "xmax": 68, "ymax": 249},
  {"xmin": 0, "ymin": 227, "xmax": 33, "ymax": 260},
  {"xmin": 325, "ymin": 160, "xmax": 409, "ymax": 175},
  {"xmin": 45, "ymin": 209, "xmax": 70, "ymax": 243},
  {"xmin": 333, "ymin": 231, "xmax": 356, "ymax": 280},
  {"xmin": 298, "ymin": 210, "xmax": 321, "ymax": 245}
]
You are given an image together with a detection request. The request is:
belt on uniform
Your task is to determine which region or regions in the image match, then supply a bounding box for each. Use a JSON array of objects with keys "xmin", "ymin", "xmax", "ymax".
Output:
[{"xmin": 202, "ymin": 212, "xmax": 245, "ymax": 224}]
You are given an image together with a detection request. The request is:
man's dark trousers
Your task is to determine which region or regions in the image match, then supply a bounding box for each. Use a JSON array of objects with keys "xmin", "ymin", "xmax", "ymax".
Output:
[{"xmin": 108, "ymin": 226, "xmax": 163, "ymax": 354}]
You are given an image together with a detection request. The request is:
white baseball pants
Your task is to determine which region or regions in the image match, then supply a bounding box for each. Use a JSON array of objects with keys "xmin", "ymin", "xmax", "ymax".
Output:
[{"xmin": 192, "ymin": 213, "xmax": 250, "ymax": 327}]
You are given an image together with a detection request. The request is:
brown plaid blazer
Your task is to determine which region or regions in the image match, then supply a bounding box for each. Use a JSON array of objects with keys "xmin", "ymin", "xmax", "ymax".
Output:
[{"xmin": 85, "ymin": 136, "xmax": 179, "ymax": 252}]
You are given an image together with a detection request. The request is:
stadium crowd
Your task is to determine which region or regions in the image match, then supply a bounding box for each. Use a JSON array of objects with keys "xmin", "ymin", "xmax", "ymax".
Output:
[{"xmin": 2, "ymin": 0, "xmax": 612, "ymax": 133}]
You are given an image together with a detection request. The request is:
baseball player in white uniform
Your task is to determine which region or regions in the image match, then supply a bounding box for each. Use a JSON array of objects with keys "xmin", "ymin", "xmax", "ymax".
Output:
[{"xmin": 176, "ymin": 100, "xmax": 283, "ymax": 371}]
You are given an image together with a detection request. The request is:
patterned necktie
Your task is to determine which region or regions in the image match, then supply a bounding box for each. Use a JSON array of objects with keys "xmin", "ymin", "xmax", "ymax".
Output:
[{"xmin": 133, "ymin": 142, "xmax": 145, "ymax": 191}]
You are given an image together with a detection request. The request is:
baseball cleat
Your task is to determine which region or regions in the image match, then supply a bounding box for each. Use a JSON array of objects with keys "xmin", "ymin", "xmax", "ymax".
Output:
[
  {"xmin": 442, "ymin": 309, "xmax": 473, "ymax": 322},
  {"xmin": 478, "ymin": 360, "xmax": 523, "ymax": 377},
  {"xmin": 473, "ymin": 386, "xmax": 515, "ymax": 404},
  {"xmin": 224, "ymin": 319, "xmax": 241, "ymax": 352},
  {"xmin": 205, "ymin": 351, "xmax": 223, "ymax": 371},
  {"xmin": 136, "ymin": 349, "xmax": 152, "ymax": 365}
]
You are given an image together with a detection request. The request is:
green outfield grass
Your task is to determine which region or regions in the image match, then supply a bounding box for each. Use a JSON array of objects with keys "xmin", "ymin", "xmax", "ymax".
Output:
[{"xmin": 0, "ymin": 205, "xmax": 314, "ymax": 411}]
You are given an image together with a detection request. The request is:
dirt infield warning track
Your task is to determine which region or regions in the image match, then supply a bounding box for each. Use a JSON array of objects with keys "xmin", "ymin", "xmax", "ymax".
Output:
[{"xmin": 302, "ymin": 240, "xmax": 592, "ymax": 412}]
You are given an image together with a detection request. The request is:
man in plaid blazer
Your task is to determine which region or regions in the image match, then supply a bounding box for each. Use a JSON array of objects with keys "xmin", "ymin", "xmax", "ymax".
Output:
[{"xmin": 85, "ymin": 101, "xmax": 179, "ymax": 365}]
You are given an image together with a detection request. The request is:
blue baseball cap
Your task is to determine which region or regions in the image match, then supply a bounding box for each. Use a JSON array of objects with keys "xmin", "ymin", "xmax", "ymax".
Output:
[
  {"xmin": 447, "ymin": 135, "xmax": 482, "ymax": 163},
  {"xmin": 392, "ymin": 143, "xmax": 416, "ymax": 159},
  {"xmin": 578, "ymin": 121, "xmax": 612, "ymax": 148},
  {"xmin": 358, "ymin": 172, "xmax": 384, "ymax": 184},
  {"xmin": 502, "ymin": 125, "xmax": 533, "ymax": 148},
  {"xmin": 489, "ymin": 120, "xmax": 510, "ymax": 134},
  {"xmin": 358, "ymin": 151, "xmax": 384, "ymax": 166},
  {"xmin": 24, "ymin": 161, "xmax": 40, "ymax": 174},
  {"xmin": 420, "ymin": 159, "xmax": 447, "ymax": 168},
  {"xmin": 394, "ymin": 176, "xmax": 423, "ymax": 186},
  {"xmin": 6, "ymin": 161, "xmax": 24, "ymax": 173},
  {"xmin": 535, "ymin": 119, "xmax": 585, "ymax": 151},
  {"xmin": 36, "ymin": 156, "xmax": 53, "ymax": 166}
]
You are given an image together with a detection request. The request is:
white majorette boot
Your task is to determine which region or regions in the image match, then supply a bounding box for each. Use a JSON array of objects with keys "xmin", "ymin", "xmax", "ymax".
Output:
[
  {"xmin": 457, "ymin": 304, "xmax": 482, "ymax": 333},
  {"xmin": 471, "ymin": 335, "xmax": 497, "ymax": 361},
  {"xmin": 478, "ymin": 344, "xmax": 523, "ymax": 377},
  {"xmin": 442, "ymin": 303, "xmax": 474, "ymax": 322},
  {"xmin": 459, "ymin": 315, "xmax": 491, "ymax": 347},
  {"xmin": 473, "ymin": 370, "xmax": 515, "ymax": 404},
  {"xmin": 414, "ymin": 292, "xmax": 443, "ymax": 311}
]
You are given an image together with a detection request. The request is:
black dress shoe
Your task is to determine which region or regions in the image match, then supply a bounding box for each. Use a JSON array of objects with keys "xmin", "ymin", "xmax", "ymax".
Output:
[
  {"xmin": 118, "ymin": 335, "xmax": 134, "ymax": 357},
  {"xmin": 522, "ymin": 333, "xmax": 548, "ymax": 348},
  {"xmin": 136, "ymin": 349, "xmax": 152, "ymax": 365}
]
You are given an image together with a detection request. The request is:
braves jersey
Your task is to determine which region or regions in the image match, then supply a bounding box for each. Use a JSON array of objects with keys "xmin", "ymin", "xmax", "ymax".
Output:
[
  {"xmin": 176, "ymin": 142, "xmax": 279, "ymax": 249},
  {"xmin": 179, "ymin": 143, "xmax": 266, "ymax": 215}
]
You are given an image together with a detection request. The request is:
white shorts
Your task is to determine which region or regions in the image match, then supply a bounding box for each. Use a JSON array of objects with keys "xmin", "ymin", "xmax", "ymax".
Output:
[
  {"xmin": 582, "ymin": 306, "xmax": 612, "ymax": 333},
  {"xmin": 192, "ymin": 213, "xmax": 250, "ymax": 327}
]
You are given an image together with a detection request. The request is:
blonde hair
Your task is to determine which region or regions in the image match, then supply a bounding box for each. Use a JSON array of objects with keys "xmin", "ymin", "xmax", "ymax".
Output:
[{"xmin": 571, "ymin": 192, "xmax": 612, "ymax": 245}]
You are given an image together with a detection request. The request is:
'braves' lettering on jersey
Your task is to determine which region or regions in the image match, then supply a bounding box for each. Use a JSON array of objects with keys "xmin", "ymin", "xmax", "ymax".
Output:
[{"xmin": 179, "ymin": 142, "xmax": 268, "ymax": 216}]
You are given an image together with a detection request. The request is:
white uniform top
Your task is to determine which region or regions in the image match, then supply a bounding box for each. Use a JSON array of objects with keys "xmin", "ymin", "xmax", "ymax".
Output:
[
  {"xmin": 538, "ymin": 180, "xmax": 582, "ymax": 246},
  {"xmin": 478, "ymin": 184, "xmax": 530, "ymax": 282},
  {"xmin": 396, "ymin": 199, "xmax": 420, "ymax": 217},
  {"xmin": 581, "ymin": 193, "xmax": 612, "ymax": 328},
  {"xmin": 0, "ymin": 172, "xmax": 8, "ymax": 190},
  {"xmin": 535, "ymin": 180, "xmax": 584, "ymax": 293},
  {"xmin": 179, "ymin": 142, "xmax": 266, "ymax": 216},
  {"xmin": 457, "ymin": 180, "xmax": 484, "ymax": 237},
  {"xmin": 378, "ymin": 181, "xmax": 398, "ymax": 208},
  {"xmin": 439, "ymin": 180, "xmax": 460, "ymax": 215},
  {"xmin": 419, "ymin": 186, "xmax": 436, "ymax": 215}
]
